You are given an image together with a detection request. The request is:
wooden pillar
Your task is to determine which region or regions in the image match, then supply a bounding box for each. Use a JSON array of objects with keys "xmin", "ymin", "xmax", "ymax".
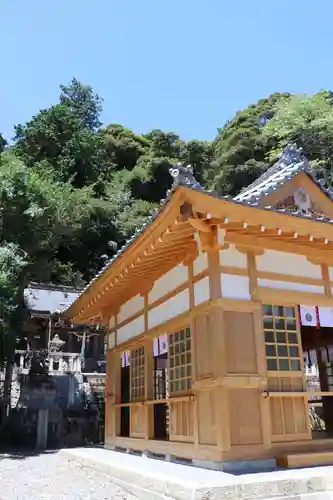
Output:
[
  {"xmin": 253, "ymin": 305, "xmax": 271, "ymax": 449},
  {"xmin": 105, "ymin": 350, "xmax": 113, "ymax": 438},
  {"xmin": 192, "ymin": 227, "xmax": 228, "ymax": 457},
  {"xmin": 144, "ymin": 338, "xmax": 154, "ymax": 440},
  {"xmin": 105, "ymin": 310, "xmax": 121, "ymax": 441},
  {"xmin": 247, "ymin": 251, "xmax": 258, "ymax": 300},
  {"xmin": 247, "ymin": 250, "xmax": 272, "ymax": 449},
  {"xmin": 204, "ymin": 226, "xmax": 222, "ymax": 300},
  {"xmin": 322, "ymin": 264, "xmax": 332, "ymax": 299},
  {"xmin": 106, "ymin": 349, "xmax": 121, "ymax": 438}
]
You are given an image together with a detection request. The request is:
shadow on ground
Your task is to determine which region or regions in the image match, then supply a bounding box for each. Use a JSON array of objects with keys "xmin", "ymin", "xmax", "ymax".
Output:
[
  {"xmin": 0, "ymin": 443, "xmax": 104, "ymax": 461},
  {"xmin": 0, "ymin": 448, "xmax": 59, "ymax": 460}
]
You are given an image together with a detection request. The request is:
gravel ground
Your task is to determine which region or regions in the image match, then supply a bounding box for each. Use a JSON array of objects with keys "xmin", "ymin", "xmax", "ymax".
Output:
[{"xmin": 0, "ymin": 451, "xmax": 137, "ymax": 500}]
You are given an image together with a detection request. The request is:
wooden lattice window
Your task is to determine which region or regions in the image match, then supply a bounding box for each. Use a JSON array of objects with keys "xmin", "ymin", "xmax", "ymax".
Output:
[
  {"xmin": 168, "ymin": 327, "xmax": 192, "ymax": 393},
  {"xmin": 263, "ymin": 305, "xmax": 301, "ymax": 372},
  {"xmin": 131, "ymin": 346, "xmax": 145, "ymax": 401}
]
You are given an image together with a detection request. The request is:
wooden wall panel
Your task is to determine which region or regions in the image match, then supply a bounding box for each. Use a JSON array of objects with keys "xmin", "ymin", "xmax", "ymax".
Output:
[
  {"xmin": 193, "ymin": 307, "xmax": 224, "ymax": 378},
  {"xmin": 268, "ymin": 376, "xmax": 310, "ymax": 441},
  {"xmin": 225, "ymin": 311, "xmax": 258, "ymax": 374},
  {"xmin": 130, "ymin": 405, "xmax": 146, "ymax": 438},
  {"xmin": 169, "ymin": 399, "xmax": 194, "ymax": 442},
  {"xmin": 294, "ymin": 398, "xmax": 309, "ymax": 434},
  {"xmin": 194, "ymin": 312, "xmax": 212, "ymax": 378},
  {"xmin": 196, "ymin": 391, "xmax": 217, "ymax": 446},
  {"xmin": 229, "ymin": 389, "xmax": 263, "ymax": 445},
  {"xmin": 269, "ymin": 396, "xmax": 310, "ymax": 441},
  {"xmin": 105, "ymin": 397, "xmax": 114, "ymax": 436},
  {"xmin": 267, "ymin": 376, "xmax": 304, "ymax": 392},
  {"xmin": 270, "ymin": 398, "xmax": 283, "ymax": 436}
]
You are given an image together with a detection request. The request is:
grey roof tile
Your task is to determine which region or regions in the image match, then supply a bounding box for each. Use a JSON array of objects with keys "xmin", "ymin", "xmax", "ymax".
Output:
[
  {"xmin": 235, "ymin": 144, "xmax": 309, "ymax": 203},
  {"xmin": 25, "ymin": 283, "xmax": 80, "ymax": 315}
]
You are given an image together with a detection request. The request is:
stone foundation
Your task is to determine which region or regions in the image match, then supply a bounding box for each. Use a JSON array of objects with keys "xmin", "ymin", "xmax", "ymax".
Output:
[{"xmin": 61, "ymin": 447, "xmax": 333, "ymax": 500}]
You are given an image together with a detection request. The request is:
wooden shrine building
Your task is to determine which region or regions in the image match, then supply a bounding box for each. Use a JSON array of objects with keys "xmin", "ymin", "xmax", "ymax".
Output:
[{"xmin": 63, "ymin": 144, "xmax": 333, "ymax": 468}]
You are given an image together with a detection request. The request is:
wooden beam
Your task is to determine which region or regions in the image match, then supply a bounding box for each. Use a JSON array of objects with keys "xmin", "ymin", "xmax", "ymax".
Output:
[
  {"xmin": 225, "ymin": 232, "xmax": 333, "ymax": 262},
  {"xmin": 182, "ymin": 187, "xmax": 333, "ymax": 240}
]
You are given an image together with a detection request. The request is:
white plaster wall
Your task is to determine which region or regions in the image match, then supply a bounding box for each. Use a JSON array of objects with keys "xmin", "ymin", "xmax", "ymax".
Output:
[
  {"xmin": 193, "ymin": 251, "xmax": 208, "ymax": 276},
  {"xmin": 221, "ymin": 274, "xmax": 251, "ymax": 300},
  {"xmin": 219, "ymin": 244, "xmax": 247, "ymax": 269},
  {"xmin": 108, "ymin": 332, "xmax": 115, "ymax": 349},
  {"xmin": 329, "ymin": 267, "xmax": 333, "ymax": 282},
  {"xmin": 118, "ymin": 294, "xmax": 144, "ymax": 324},
  {"xmin": 117, "ymin": 315, "xmax": 145, "ymax": 344},
  {"xmin": 148, "ymin": 265, "xmax": 188, "ymax": 304},
  {"xmin": 194, "ymin": 277, "xmax": 210, "ymax": 306},
  {"xmin": 256, "ymin": 250, "xmax": 322, "ymax": 279},
  {"xmin": 148, "ymin": 289, "xmax": 189, "ymax": 330},
  {"xmin": 258, "ymin": 278, "xmax": 324, "ymax": 295},
  {"xmin": 109, "ymin": 315, "xmax": 115, "ymax": 330}
]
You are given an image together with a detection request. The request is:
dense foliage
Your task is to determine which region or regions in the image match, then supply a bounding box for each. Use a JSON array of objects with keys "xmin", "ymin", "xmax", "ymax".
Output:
[{"xmin": 2, "ymin": 79, "xmax": 333, "ymax": 367}]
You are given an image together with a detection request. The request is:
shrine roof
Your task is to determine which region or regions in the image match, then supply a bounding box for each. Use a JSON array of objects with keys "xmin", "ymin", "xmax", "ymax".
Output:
[
  {"xmin": 234, "ymin": 144, "xmax": 333, "ymax": 204},
  {"xmin": 25, "ymin": 283, "xmax": 81, "ymax": 316},
  {"xmin": 61, "ymin": 145, "xmax": 333, "ymax": 318}
]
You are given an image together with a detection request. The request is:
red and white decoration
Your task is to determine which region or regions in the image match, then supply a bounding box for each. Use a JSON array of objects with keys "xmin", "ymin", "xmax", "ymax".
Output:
[{"xmin": 299, "ymin": 306, "xmax": 333, "ymax": 328}]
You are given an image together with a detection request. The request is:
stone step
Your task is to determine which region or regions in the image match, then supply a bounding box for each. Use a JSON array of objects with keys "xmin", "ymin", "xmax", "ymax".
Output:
[{"xmin": 61, "ymin": 447, "xmax": 333, "ymax": 500}]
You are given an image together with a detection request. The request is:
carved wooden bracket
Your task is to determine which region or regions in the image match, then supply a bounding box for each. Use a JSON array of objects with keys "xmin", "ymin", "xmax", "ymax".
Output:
[
  {"xmin": 188, "ymin": 217, "xmax": 212, "ymax": 233},
  {"xmin": 306, "ymin": 256, "xmax": 330, "ymax": 266},
  {"xmin": 182, "ymin": 245, "xmax": 199, "ymax": 266},
  {"xmin": 140, "ymin": 282, "xmax": 154, "ymax": 297},
  {"xmin": 179, "ymin": 203, "xmax": 194, "ymax": 221},
  {"xmin": 195, "ymin": 226, "xmax": 228, "ymax": 253},
  {"xmin": 235, "ymin": 245, "xmax": 265, "ymax": 256}
]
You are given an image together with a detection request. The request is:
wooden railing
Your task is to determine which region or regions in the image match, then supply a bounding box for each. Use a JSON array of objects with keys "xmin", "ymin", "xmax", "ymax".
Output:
[{"xmin": 14, "ymin": 350, "xmax": 82, "ymax": 374}]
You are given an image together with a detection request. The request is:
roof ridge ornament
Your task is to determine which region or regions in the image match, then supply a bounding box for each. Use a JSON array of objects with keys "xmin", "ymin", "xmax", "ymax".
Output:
[
  {"xmin": 169, "ymin": 163, "xmax": 203, "ymax": 191},
  {"xmin": 277, "ymin": 143, "xmax": 308, "ymax": 170}
]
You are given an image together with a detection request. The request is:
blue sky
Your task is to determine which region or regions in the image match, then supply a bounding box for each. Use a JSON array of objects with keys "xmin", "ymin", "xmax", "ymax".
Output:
[{"xmin": 1, "ymin": 0, "xmax": 333, "ymax": 142}]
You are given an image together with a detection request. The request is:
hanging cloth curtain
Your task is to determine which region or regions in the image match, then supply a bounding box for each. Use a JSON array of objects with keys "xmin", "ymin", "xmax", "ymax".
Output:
[{"xmin": 299, "ymin": 306, "xmax": 319, "ymax": 328}]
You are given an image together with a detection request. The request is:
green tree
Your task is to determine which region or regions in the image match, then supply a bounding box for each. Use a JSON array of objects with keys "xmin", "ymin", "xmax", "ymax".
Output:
[
  {"xmin": 262, "ymin": 92, "xmax": 333, "ymax": 182},
  {"xmin": 60, "ymin": 77, "xmax": 103, "ymax": 131},
  {"xmin": 14, "ymin": 79, "xmax": 106, "ymax": 189},
  {"xmin": 179, "ymin": 140, "xmax": 214, "ymax": 185},
  {"xmin": 0, "ymin": 243, "xmax": 28, "ymax": 421},
  {"xmin": 0, "ymin": 134, "xmax": 7, "ymax": 154},
  {"xmin": 0, "ymin": 152, "xmax": 93, "ymax": 384},
  {"xmin": 211, "ymin": 93, "xmax": 291, "ymax": 195},
  {"xmin": 102, "ymin": 124, "xmax": 149, "ymax": 171}
]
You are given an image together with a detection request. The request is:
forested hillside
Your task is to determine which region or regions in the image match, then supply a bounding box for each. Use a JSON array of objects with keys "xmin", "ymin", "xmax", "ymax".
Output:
[{"xmin": 2, "ymin": 80, "xmax": 333, "ymax": 290}]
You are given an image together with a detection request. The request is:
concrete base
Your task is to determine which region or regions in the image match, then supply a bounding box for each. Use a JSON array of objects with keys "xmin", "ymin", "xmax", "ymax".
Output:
[
  {"xmin": 61, "ymin": 447, "xmax": 333, "ymax": 500},
  {"xmin": 111, "ymin": 444, "xmax": 276, "ymax": 473},
  {"xmin": 192, "ymin": 457, "xmax": 277, "ymax": 474}
]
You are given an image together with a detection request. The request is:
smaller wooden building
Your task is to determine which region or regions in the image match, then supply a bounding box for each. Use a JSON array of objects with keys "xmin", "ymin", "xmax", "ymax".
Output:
[
  {"xmin": 64, "ymin": 145, "xmax": 333, "ymax": 467},
  {"xmin": 21, "ymin": 283, "xmax": 105, "ymax": 372}
]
